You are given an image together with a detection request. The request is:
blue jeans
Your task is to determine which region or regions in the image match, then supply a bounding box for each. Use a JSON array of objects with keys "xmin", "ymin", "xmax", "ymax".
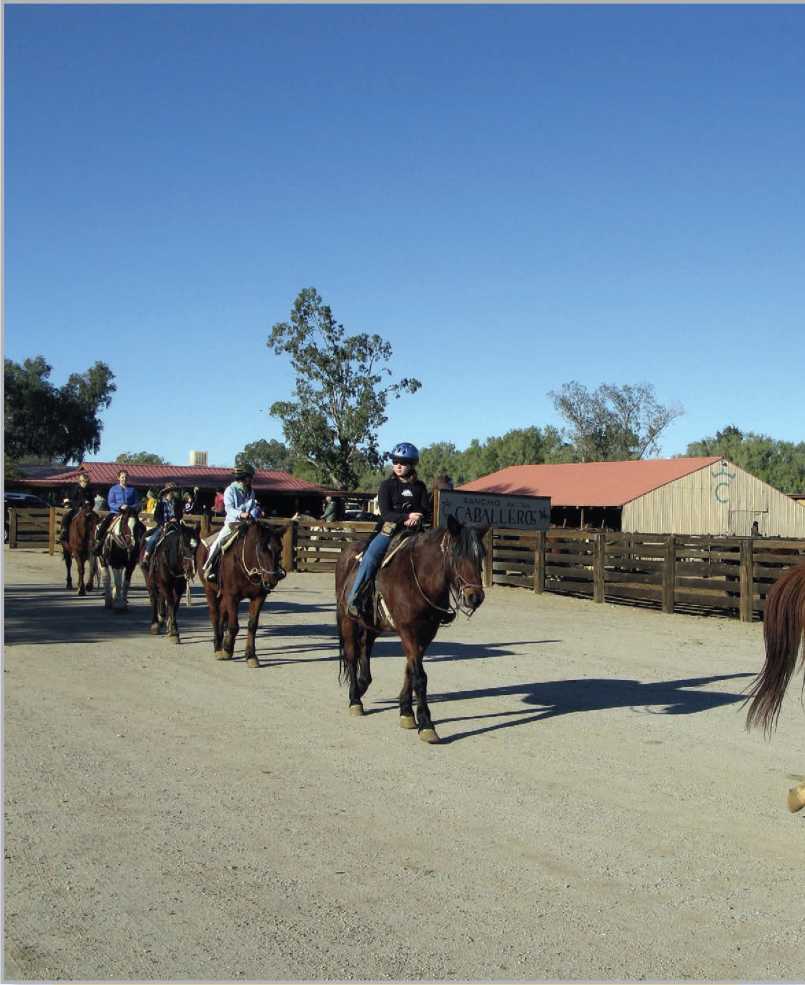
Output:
[
  {"xmin": 347, "ymin": 533, "xmax": 391, "ymax": 605},
  {"xmin": 144, "ymin": 527, "xmax": 162, "ymax": 555}
]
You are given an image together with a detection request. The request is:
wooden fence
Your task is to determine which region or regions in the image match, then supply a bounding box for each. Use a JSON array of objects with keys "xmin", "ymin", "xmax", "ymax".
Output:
[{"xmin": 9, "ymin": 508, "xmax": 805, "ymax": 623}]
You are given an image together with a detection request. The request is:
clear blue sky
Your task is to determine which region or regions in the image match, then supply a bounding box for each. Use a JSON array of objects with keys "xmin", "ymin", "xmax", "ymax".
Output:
[{"xmin": 5, "ymin": 4, "xmax": 804, "ymax": 467}]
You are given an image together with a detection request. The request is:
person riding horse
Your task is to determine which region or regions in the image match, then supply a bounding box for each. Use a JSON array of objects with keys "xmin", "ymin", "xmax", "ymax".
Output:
[
  {"xmin": 141, "ymin": 482, "xmax": 182, "ymax": 567},
  {"xmin": 95, "ymin": 469, "xmax": 141, "ymax": 554},
  {"xmin": 346, "ymin": 442, "xmax": 431, "ymax": 618},
  {"xmin": 202, "ymin": 464, "xmax": 263, "ymax": 582},
  {"xmin": 59, "ymin": 470, "xmax": 97, "ymax": 544}
]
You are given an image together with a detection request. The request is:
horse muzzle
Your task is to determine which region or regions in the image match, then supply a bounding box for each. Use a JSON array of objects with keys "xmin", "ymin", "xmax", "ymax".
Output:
[{"xmin": 461, "ymin": 587, "xmax": 485, "ymax": 611}]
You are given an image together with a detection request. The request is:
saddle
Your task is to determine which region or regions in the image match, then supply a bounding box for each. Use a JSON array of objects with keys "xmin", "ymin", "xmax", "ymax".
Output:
[
  {"xmin": 100, "ymin": 514, "xmax": 140, "ymax": 559},
  {"xmin": 351, "ymin": 530, "xmax": 418, "ymax": 630},
  {"xmin": 202, "ymin": 523, "xmax": 243, "ymax": 557}
]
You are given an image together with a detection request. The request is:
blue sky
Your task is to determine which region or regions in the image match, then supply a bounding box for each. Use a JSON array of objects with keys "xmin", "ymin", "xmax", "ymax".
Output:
[{"xmin": 5, "ymin": 4, "xmax": 804, "ymax": 468}]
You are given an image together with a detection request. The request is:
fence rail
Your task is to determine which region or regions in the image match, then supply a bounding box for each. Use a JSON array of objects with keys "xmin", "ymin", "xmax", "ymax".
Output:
[{"xmin": 8, "ymin": 508, "xmax": 805, "ymax": 622}]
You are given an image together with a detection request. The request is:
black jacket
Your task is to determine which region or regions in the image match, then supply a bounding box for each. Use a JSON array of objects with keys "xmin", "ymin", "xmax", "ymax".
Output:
[
  {"xmin": 375, "ymin": 474, "xmax": 432, "ymax": 533},
  {"xmin": 65, "ymin": 483, "xmax": 97, "ymax": 511},
  {"xmin": 154, "ymin": 498, "xmax": 181, "ymax": 527}
]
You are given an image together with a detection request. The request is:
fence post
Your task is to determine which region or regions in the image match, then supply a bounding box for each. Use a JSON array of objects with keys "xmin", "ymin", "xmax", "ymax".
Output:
[
  {"xmin": 533, "ymin": 530, "xmax": 546, "ymax": 594},
  {"xmin": 200, "ymin": 513, "xmax": 210, "ymax": 538},
  {"xmin": 662, "ymin": 534, "xmax": 675, "ymax": 614},
  {"xmin": 593, "ymin": 533, "xmax": 605, "ymax": 603},
  {"xmin": 9, "ymin": 508, "xmax": 17, "ymax": 549},
  {"xmin": 482, "ymin": 528, "xmax": 494, "ymax": 588},
  {"xmin": 282, "ymin": 521, "xmax": 297, "ymax": 573},
  {"xmin": 739, "ymin": 537, "xmax": 754, "ymax": 622},
  {"xmin": 49, "ymin": 506, "xmax": 56, "ymax": 555}
]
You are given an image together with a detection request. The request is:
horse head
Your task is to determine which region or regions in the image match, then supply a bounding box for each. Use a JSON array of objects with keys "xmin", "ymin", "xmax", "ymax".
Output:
[
  {"xmin": 243, "ymin": 518, "xmax": 287, "ymax": 591},
  {"xmin": 445, "ymin": 514, "xmax": 487, "ymax": 613}
]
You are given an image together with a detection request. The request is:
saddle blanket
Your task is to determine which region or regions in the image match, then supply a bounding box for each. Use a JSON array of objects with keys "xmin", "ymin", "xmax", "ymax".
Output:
[{"xmin": 202, "ymin": 526, "xmax": 241, "ymax": 555}]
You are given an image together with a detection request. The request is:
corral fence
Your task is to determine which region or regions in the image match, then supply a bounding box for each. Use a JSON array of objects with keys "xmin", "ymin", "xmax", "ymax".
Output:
[{"xmin": 8, "ymin": 509, "xmax": 805, "ymax": 623}]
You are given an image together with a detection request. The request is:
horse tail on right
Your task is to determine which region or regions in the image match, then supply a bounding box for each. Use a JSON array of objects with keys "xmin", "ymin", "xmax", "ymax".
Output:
[{"xmin": 745, "ymin": 564, "xmax": 805, "ymax": 736}]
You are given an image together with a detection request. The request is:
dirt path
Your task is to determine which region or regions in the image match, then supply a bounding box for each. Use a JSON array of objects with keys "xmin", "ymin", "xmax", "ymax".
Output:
[{"xmin": 3, "ymin": 546, "xmax": 803, "ymax": 982}]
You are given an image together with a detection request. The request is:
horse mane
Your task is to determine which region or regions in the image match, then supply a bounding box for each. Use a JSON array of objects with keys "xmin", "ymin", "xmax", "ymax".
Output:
[{"xmin": 411, "ymin": 524, "xmax": 486, "ymax": 564}]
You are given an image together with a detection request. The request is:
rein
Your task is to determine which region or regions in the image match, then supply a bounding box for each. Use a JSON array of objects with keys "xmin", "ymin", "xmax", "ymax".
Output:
[
  {"xmin": 409, "ymin": 532, "xmax": 484, "ymax": 619},
  {"xmin": 239, "ymin": 525, "xmax": 285, "ymax": 589}
]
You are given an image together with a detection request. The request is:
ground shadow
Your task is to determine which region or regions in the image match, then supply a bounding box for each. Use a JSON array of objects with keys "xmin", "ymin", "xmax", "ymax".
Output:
[{"xmin": 369, "ymin": 672, "xmax": 756, "ymax": 744}]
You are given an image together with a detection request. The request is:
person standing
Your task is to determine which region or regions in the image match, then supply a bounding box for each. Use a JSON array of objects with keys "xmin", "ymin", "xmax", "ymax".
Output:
[
  {"xmin": 346, "ymin": 442, "xmax": 430, "ymax": 618},
  {"xmin": 202, "ymin": 464, "xmax": 263, "ymax": 582},
  {"xmin": 213, "ymin": 489, "xmax": 225, "ymax": 515}
]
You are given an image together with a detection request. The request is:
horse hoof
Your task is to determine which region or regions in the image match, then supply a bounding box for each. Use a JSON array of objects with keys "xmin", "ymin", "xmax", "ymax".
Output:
[
  {"xmin": 418, "ymin": 727, "xmax": 440, "ymax": 744},
  {"xmin": 78, "ymin": 589, "xmax": 86, "ymax": 597},
  {"xmin": 246, "ymin": 656, "xmax": 258, "ymax": 668},
  {"xmin": 349, "ymin": 703, "xmax": 364, "ymax": 717},
  {"xmin": 787, "ymin": 784, "xmax": 805, "ymax": 813},
  {"xmin": 149, "ymin": 625, "xmax": 160, "ymax": 635},
  {"xmin": 399, "ymin": 714, "xmax": 416, "ymax": 729},
  {"xmin": 215, "ymin": 650, "xmax": 230, "ymax": 661},
  {"xmin": 105, "ymin": 601, "xmax": 112, "ymax": 609}
]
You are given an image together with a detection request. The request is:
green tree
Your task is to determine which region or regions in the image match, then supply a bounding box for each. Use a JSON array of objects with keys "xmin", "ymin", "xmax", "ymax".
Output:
[
  {"xmin": 4, "ymin": 356, "xmax": 116, "ymax": 466},
  {"xmin": 549, "ymin": 381, "xmax": 683, "ymax": 461},
  {"xmin": 267, "ymin": 288, "xmax": 421, "ymax": 489},
  {"xmin": 234, "ymin": 439, "xmax": 294, "ymax": 473},
  {"xmin": 686, "ymin": 427, "xmax": 805, "ymax": 493},
  {"xmin": 115, "ymin": 451, "xmax": 169, "ymax": 465},
  {"xmin": 417, "ymin": 442, "xmax": 463, "ymax": 488}
]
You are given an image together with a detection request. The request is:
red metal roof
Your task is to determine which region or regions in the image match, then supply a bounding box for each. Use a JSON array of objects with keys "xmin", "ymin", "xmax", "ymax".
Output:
[
  {"xmin": 458, "ymin": 457, "xmax": 723, "ymax": 507},
  {"xmin": 17, "ymin": 461, "xmax": 328, "ymax": 494}
]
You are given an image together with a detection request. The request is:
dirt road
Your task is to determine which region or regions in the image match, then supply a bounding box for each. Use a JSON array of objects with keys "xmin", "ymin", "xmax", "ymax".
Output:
[{"xmin": 3, "ymin": 546, "xmax": 803, "ymax": 981}]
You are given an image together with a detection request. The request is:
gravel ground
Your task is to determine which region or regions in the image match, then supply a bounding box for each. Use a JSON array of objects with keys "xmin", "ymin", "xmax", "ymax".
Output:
[{"xmin": 3, "ymin": 546, "xmax": 804, "ymax": 982}]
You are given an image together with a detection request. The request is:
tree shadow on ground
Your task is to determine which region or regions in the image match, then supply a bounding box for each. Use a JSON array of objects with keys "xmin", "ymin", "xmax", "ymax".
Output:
[{"xmin": 370, "ymin": 672, "xmax": 756, "ymax": 743}]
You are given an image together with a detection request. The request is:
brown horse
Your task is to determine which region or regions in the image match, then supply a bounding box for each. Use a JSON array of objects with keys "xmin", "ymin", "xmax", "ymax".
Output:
[
  {"xmin": 195, "ymin": 519, "xmax": 287, "ymax": 667},
  {"xmin": 335, "ymin": 515, "xmax": 487, "ymax": 743},
  {"xmin": 62, "ymin": 505, "xmax": 98, "ymax": 595},
  {"xmin": 140, "ymin": 519, "xmax": 200, "ymax": 642},
  {"xmin": 744, "ymin": 563, "xmax": 805, "ymax": 812}
]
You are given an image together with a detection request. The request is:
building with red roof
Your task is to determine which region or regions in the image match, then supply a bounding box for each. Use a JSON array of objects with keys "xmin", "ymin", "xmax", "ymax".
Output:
[
  {"xmin": 459, "ymin": 457, "xmax": 805, "ymax": 537},
  {"xmin": 15, "ymin": 461, "xmax": 329, "ymax": 517}
]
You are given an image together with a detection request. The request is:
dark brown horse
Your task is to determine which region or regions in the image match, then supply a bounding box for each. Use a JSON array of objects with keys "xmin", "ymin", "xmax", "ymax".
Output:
[
  {"xmin": 195, "ymin": 519, "xmax": 287, "ymax": 667},
  {"xmin": 140, "ymin": 519, "xmax": 200, "ymax": 642},
  {"xmin": 62, "ymin": 505, "xmax": 98, "ymax": 595},
  {"xmin": 744, "ymin": 563, "xmax": 805, "ymax": 812},
  {"xmin": 335, "ymin": 515, "xmax": 487, "ymax": 743},
  {"xmin": 97, "ymin": 511, "xmax": 146, "ymax": 611}
]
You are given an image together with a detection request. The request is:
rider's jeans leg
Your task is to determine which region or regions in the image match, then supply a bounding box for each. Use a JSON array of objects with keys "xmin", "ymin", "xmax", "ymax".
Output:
[
  {"xmin": 144, "ymin": 528, "xmax": 161, "ymax": 554},
  {"xmin": 347, "ymin": 533, "xmax": 391, "ymax": 605}
]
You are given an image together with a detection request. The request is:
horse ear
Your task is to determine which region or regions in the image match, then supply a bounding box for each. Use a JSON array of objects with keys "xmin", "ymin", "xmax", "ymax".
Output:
[{"xmin": 447, "ymin": 513, "xmax": 462, "ymax": 536}]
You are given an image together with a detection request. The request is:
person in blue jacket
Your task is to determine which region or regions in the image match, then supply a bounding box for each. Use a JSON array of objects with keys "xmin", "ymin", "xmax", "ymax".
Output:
[
  {"xmin": 95, "ymin": 469, "xmax": 141, "ymax": 551},
  {"xmin": 202, "ymin": 464, "xmax": 263, "ymax": 581}
]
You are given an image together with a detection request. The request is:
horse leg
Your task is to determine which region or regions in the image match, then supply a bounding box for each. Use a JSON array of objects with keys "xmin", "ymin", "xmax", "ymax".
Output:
[
  {"xmin": 356, "ymin": 628, "xmax": 377, "ymax": 705},
  {"xmin": 147, "ymin": 575, "xmax": 162, "ymax": 634},
  {"xmin": 221, "ymin": 593, "xmax": 240, "ymax": 659},
  {"xmin": 204, "ymin": 585, "xmax": 226, "ymax": 658},
  {"xmin": 399, "ymin": 624, "xmax": 440, "ymax": 743},
  {"xmin": 165, "ymin": 579, "xmax": 182, "ymax": 644},
  {"xmin": 76, "ymin": 557, "xmax": 87, "ymax": 596},
  {"xmin": 64, "ymin": 551, "xmax": 73, "ymax": 590},
  {"xmin": 788, "ymin": 782, "xmax": 805, "ymax": 813},
  {"xmin": 244, "ymin": 594, "xmax": 266, "ymax": 669},
  {"xmin": 338, "ymin": 610, "xmax": 365, "ymax": 715},
  {"xmin": 102, "ymin": 563, "xmax": 113, "ymax": 609}
]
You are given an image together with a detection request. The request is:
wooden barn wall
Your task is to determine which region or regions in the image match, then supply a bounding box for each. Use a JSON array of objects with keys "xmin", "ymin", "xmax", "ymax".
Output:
[{"xmin": 622, "ymin": 460, "xmax": 805, "ymax": 537}]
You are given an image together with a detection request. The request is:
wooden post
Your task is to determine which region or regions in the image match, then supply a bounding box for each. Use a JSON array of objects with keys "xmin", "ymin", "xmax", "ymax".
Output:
[
  {"xmin": 48, "ymin": 506, "xmax": 56, "ymax": 555},
  {"xmin": 200, "ymin": 513, "xmax": 210, "ymax": 538},
  {"xmin": 593, "ymin": 533, "xmax": 605, "ymax": 603},
  {"xmin": 739, "ymin": 537, "xmax": 754, "ymax": 622},
  {"xmin": 282, "ymin": 521, "xmax": 296, "ymax": 573},
  {"xmin": 662, "ymin": 534, "xmax": 675, "ymax": 614},
  {"xmin": 533, "ymin": 530, "xmax": 546, "ymax": 594},
  {"xmin": 482, "ymin": 527, "xmax": 493, "ymax": 588},
  {"xmin": 432, "ymin": 488, "xmax": 441, "ymax": 529},
  {"xmin": 9, "ymin": 508, "xmax": 17, "ymax": 549}
]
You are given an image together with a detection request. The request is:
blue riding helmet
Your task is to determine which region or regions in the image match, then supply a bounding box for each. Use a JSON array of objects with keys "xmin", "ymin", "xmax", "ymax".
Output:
[{"xmin": 391, "ymin": 442, "xmax": 419, "ymax": 464}]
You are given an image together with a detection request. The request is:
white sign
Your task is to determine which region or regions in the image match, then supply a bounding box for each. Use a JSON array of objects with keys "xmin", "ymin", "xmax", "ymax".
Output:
[{"xmin": 437, "ymin": 490, "xmax": 551, "ymax": 531}]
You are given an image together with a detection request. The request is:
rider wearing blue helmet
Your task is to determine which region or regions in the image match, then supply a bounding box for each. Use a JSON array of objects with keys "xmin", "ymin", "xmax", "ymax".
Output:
[{"xmin": 346, "ymin": 442, "xmax": 431, "ymax": 618}]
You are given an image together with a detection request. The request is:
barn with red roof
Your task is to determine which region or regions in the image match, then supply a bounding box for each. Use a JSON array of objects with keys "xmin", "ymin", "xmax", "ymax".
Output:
[{"xmin": 459, "ymin": 457, "xmax": 805, "ymax": 537}]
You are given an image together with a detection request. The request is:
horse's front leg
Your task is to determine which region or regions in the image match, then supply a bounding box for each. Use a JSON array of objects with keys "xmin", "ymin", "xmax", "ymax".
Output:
[
  {"xmin": 165, "ymin": 578, "xmax": 183, "ymax": 644},
  {"xmin": 101, "ymin": 561, "xmax": 113, "ymax": 609},
  {"xmin": 244, "ymin": 593, "xmax": 266, "ymax": 669},
  {"xmin": 339, "ymin": 611, "xmax": 364, "ymax": 715},
  {"xmin": 76, "ymin": 557, "xmax": 87, "ymax": 596},
  {"xmin": 221, "ymin": 593, "xmax": 240, "ymax": 659},
  {"xmin": 63, "ymin": 551, "xmax": 73, "ymax": 590},
  {"xmin": 146, "ymin": 574, "xmax": 162, "ymax": 634},
  {"xmin": 399, "ymin": 624, "xmax": 440, "ymax": 743},
  {"xmin": 203, "ymin": 585, "xmax": 226, "ymax": 658}
]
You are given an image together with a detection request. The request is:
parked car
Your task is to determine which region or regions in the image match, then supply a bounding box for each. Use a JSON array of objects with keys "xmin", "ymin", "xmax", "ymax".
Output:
[
  {"xmin": 4, "ymin": 491, "xmax": 49, "ymax": 543},
  {"xmin": 344, "ymin": 509, "xmax": 377, "ymax": 522}
]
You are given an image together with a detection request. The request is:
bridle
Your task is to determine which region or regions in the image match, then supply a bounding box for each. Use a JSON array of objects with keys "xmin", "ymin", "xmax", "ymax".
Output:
[
  {"xmin": 409, "ymin": 532, "xmax": 484, "ymax": 619},
  {"xmin": 239, "ymin": 521, "xmax": 286, "ymax": 590}
]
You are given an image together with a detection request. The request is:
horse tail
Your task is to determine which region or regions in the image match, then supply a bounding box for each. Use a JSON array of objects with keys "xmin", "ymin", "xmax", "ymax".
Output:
[
  {"xmin": 745, "ymin": 564, "xmax": 805, "ymax": 736},
  {"xmin": 337, "ymin": 607, "xmax": 346, "ymax": 685}
]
